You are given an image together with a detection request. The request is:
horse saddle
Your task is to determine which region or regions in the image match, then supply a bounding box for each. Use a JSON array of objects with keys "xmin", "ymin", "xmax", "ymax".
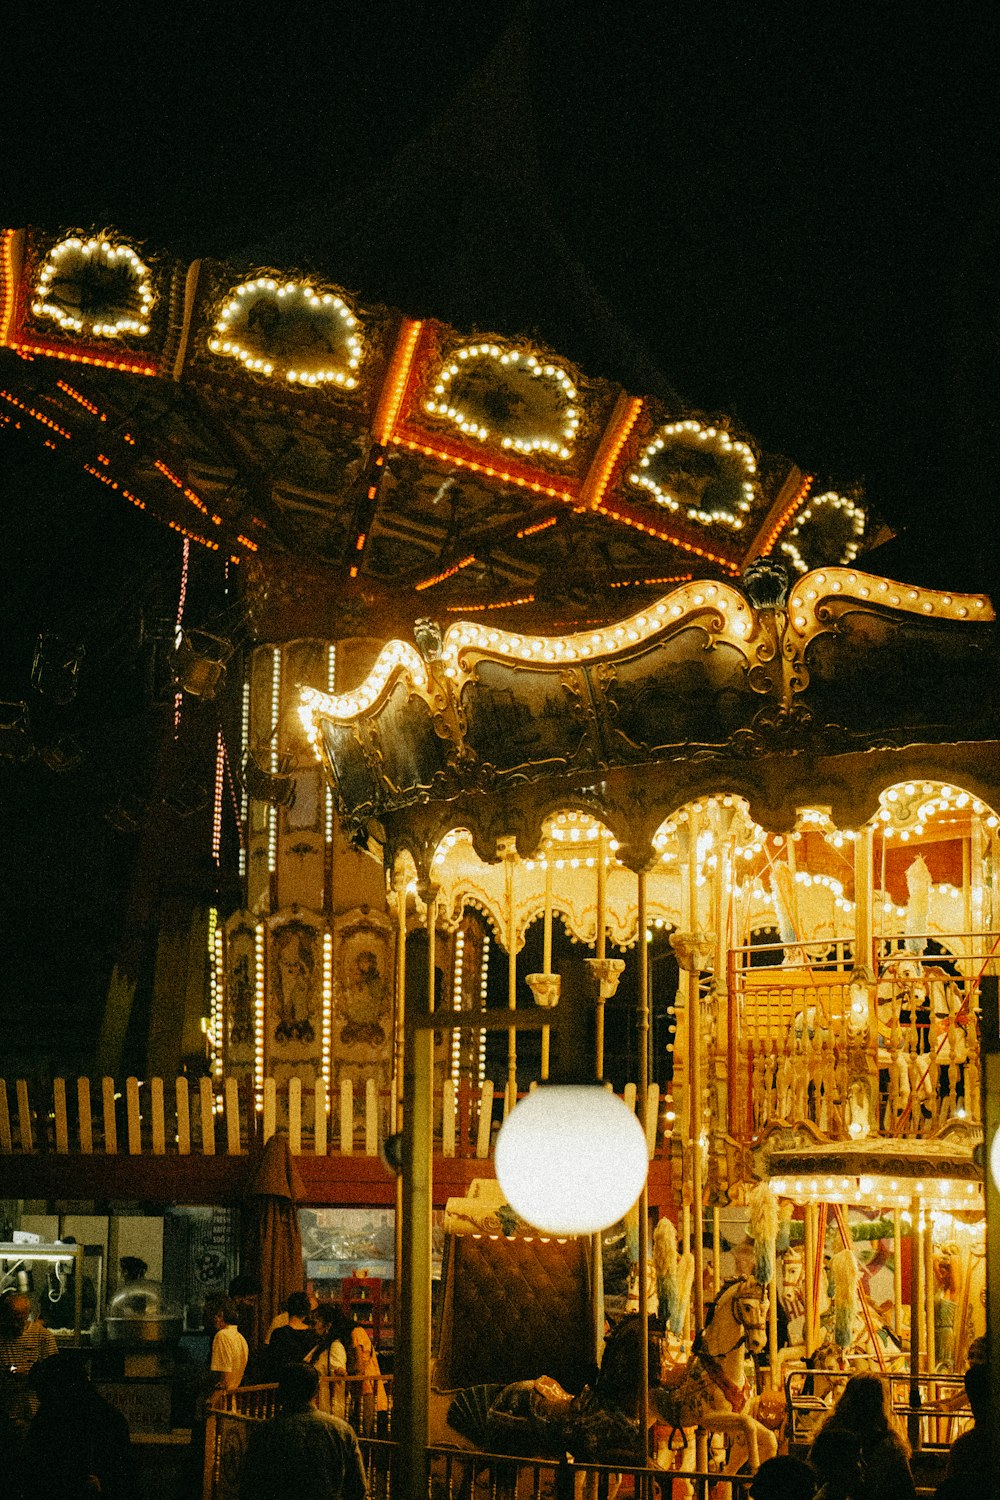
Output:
[{"xmin": 529, "ymin": 1375, "xmax": 576, "ymax": 1421}]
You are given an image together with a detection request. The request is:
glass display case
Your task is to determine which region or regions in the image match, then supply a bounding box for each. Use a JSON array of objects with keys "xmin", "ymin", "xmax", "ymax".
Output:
[{"xmin": 0, "ymin": 1239, "xmax": 105, "ymax": 1344}]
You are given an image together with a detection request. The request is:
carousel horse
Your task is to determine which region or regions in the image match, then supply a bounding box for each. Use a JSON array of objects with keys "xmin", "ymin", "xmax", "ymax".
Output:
[
  {"xmin": 444, "ymin": 1312, "xmax": 653, "ymax": 1463},
  {"xmin": 444, "ymin": 1281, "xmax": 776, "ymax": 1475},
  {"xmin": 651, "ymin": 1277, "xmax": 778, "ymax": 1475}
]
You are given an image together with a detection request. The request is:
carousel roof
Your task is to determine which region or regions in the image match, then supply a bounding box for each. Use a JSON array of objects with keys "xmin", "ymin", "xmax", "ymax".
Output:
[
  {"xmin": 0, "ymin": 221, "xmax": 873, "ymax": 641},
  {"xmin": 299, "ymin": 564, "xmax": 999, "ymax": 868}
]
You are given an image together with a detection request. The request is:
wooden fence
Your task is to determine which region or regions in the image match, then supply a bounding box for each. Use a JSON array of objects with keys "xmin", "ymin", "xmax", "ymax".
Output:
[{"xmin": 0, "ymin": 1074, "xmax": 664, "ymax": 1161}]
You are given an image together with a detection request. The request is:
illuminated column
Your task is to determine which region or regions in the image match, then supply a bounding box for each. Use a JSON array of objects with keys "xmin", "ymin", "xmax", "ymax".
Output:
[
  {"xmin": 239, "ymin": 678, "xmax": 250, "ymax": 879},
  {"xmin": 324, "ymin": 644, "xmax": 337, "ymax": 908},
  {"xmin": 254, "ymin": 924, "xmax": 266, "ymax": 1105},
  {"xmin": 477, "ymin": 932, "xmax": 489, "ymax": 1087},
  {"xmin": 212, "ymin": 730, "xmax": 225, "ymax": 868},
  {"xmin": 268, "ymin": 647, "xmax": 282, "ymax": 883},
  {"xmin": 321, "ymin": 932, "xmax": 332, "ymax": 1092},
  {"xmin": 209, "ymin": 909, "xmax": 223, "ymax": 1078}
]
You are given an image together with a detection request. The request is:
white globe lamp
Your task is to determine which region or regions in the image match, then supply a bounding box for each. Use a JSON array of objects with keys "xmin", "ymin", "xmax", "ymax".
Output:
[{"xmin": 494, "ymin": 1083, "xmax": 649, "ymax": 1235}]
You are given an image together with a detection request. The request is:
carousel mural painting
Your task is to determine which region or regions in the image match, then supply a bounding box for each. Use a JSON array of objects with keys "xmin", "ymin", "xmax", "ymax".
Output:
[{"xmin": 1, "ymin": 218, "xmax": 996, "ymax": 1491}]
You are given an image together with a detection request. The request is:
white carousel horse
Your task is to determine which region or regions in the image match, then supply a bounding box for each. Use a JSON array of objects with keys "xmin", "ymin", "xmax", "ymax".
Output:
[{"xmin": 651, "ymin": 1277, "xmax": 778, "ymax": 1475}]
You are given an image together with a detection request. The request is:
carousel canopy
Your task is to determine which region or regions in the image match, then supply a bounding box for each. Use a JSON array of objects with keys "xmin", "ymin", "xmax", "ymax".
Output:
[{"xmin": 299, "ymin": 564, "xmax": 999, "ymax": 869}]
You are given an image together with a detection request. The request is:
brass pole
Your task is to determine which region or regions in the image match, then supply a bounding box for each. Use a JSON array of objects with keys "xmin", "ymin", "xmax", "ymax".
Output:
[
  {"xmin": 506, "ymin": 850, "xmax": 518, "ymax": 1113},
  {"xmin": 908, "ymin": 1195, "xmax": 922, "ymax": 1450},
  {"xmin": 893, "ymin": 1206, "xmax": 903, "ymax": 1338},
  {"xmin": 688, "ymin": 807, "xmax": 705, "ymax": 1329},
  {"xmin": 591, "ymin": 835, "xmax": 608, "ymax": 1368},
  {"xmin": 712, "ymin": 1205, "xmax": 721, "ymax": 1297},
  {"xmin": 595, "ymin": 831, "xmax": 607, "ymax": 1077},
  {"xmin": 542, "ymin": 852, "xmax": 552, "ymax": 1081},
  {"xmin": 855, "ymin": 825, "xmax": 875, "ymax": 972},
  {"xmin": 804, "ymin": 1202, "xmax": 816, "ymax": 1355},
  {"xmin": 924, "ymin": 1210, "xmax": 936, "ymax": 1373}
]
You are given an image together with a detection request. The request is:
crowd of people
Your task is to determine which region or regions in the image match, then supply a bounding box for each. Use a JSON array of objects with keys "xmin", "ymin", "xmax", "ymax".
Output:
[
  {"xmin": 1, "ymin": 1270, "xmax": 990, "ymax": 1500},
  {"xmin": 750, "ymin": 1357, "xmax": 991, "ymax": 1500},
  {"xmin": 0, "ymin": 1275, "xmax": 380, "ymax": 1500}
]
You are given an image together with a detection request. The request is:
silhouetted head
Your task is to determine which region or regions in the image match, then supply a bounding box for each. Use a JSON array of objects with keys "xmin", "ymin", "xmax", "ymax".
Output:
[
  {"xmin": 750, "ymin": 1454, "xmax": 818, "ymax": 1500},
  {"xmin": 286, "ymin": 1291, "xmax": 312, "ymax": 1321},
  {"xmin": 30, "ymin": 1352, "xmax": 90, "ymax": 1405},
  {"xmin": 203, "ymin": 1294, "xmax": 238, "ymax": 1330},
  {"xmin": 809, "ymin": 1426, "xmax": 862, "ymax": 1490},
  {"xmin": 831, "ymin": 1373, "xmax": 892, "ymax": 1437},
  {"xmin": 278, "ymin": 1361, "xmax": 320, "ymax": 1412},
  {"xmin": 229, "ymin": 1274, "xmax": 258, "ymax": 1300},
  {"xmin": 965, "ymin": 1359, "xmax": 988, "ymax": 1422},
  {"xmin": 311, "ymin": 1303, "xmax": 353, "ymax": 1346}
]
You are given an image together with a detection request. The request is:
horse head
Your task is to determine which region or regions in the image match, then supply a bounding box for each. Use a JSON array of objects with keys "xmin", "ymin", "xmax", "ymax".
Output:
[{"xmin": 728, "ymin": 1278, "xmax": 769, "ymax": 1356}]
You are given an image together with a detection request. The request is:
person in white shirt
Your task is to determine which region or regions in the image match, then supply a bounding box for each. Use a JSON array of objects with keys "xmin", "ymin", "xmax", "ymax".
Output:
[
  {"xmin": 306, "ymin": 1304, "xmax": 350, "ymax": 1418},
  {"xmin": 204, "ymin": 1295, "xmax": 249, "ymax": 1394}
]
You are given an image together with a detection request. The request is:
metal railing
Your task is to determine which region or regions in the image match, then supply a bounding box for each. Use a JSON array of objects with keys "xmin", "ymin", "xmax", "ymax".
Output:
[
  {"xmin": 785, "ymin": 1366, "xmax": 972, "ymax": 1454},
  {"xmin": 204, "ymin": 1383, "xmax": 755, "ymax": 1500}
]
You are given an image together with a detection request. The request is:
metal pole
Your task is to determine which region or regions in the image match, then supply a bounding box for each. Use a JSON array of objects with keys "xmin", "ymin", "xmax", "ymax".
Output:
[
  {"xmin": 855, "ymin": 824, "xmax": 875, "ymax": 971},
  {"xmin": 637, "ymin": 870, "xmax": 650, "ymax": 1457},
  {"xmin": 506, "ymin": 849, "xmax": 518, "ymax": 1113},
  {"xmin": 908, "ymin": 1193, "xmax": 922, "ymax": 1452},
  {"xmin": 393, "ymin": 864, "xmax": 407, "ymax": 1346},
  {"xmin": 595, "ymin": 831, "xmax": 607, "ymax": 1077},
  {"xmin": 398, "ymin": 887, "xmax": 436, "ymax": 1500},
  {"xmin": 688, "ymin": 808, "xmax": 705, "ymax": 1330},
  {"xmin": 980, "ymin": 978, "xmax": 1000, "ymax": 1471},
  {"xmin": 542, "ymin": 853, "xmax": 552, "ymax": 1081}
]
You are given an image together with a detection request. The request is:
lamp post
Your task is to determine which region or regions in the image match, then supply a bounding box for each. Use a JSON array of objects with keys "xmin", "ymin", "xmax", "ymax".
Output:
[
  {"xmin": 396, "ymin": 992, "xmax": 651, "ymax": 1500},
  {"xmin": 981, "ymin": 976, "xmax": 1000, "ymax": 1472},
  {"xmin": 396, "ymin": 994, "xmax": 570, "ymax": 1500}
]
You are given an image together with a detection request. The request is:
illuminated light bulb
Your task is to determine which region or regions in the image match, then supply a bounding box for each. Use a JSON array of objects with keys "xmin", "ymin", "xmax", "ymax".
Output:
[{"xmin": 494, "ymin": 1085, "xmax": 648, "ymax": 1235}]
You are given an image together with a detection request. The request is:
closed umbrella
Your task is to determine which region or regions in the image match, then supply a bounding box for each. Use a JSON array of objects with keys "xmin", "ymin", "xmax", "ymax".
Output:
[{"xmin": 241, "ymin": 1133, "xmax": 306, "ymax": 1349}]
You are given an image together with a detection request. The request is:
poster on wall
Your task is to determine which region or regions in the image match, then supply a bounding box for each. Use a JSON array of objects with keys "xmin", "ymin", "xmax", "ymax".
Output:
[
  {"xmin": 224, "ymin": 912, "xmax": 259, "ymax": 1074},
  {"xmin": 266, "ymin": 908, "xmax": 328, "ymax": 1087},
  {"xmin": 334, "ymin": 907, "xmax": 393, "ymax": 1048}
]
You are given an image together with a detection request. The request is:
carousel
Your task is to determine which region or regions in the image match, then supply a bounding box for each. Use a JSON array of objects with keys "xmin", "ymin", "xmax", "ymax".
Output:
[
  {"xmin": 299, "ymin": 561, "xmax": 997, "ymax": 1490},
  {"xmin": 1, "ymin": 219, "xmax": 996, "ymax": 1492}
]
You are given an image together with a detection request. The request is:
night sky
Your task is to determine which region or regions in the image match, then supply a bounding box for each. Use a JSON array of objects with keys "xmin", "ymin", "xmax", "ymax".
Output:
[{"xmin": 1, "ymin": 3, "xmax": 997, "ymax": 1069}]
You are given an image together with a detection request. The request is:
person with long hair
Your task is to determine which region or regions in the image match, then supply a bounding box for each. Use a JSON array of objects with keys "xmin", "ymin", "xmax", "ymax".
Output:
[
  {"xmin": 817, "ymin": 1373, "xmax": 915, "ymax": 1500},
  {"xmin": 307, "ymin": 1304, "xmax": 351, "ymax": 1418}
]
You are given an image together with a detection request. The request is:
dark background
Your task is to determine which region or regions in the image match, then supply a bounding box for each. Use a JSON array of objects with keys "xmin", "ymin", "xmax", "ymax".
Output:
[{"xmin": 1, "ymin": 2, "xmax": 997, "ymax": 1067}]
